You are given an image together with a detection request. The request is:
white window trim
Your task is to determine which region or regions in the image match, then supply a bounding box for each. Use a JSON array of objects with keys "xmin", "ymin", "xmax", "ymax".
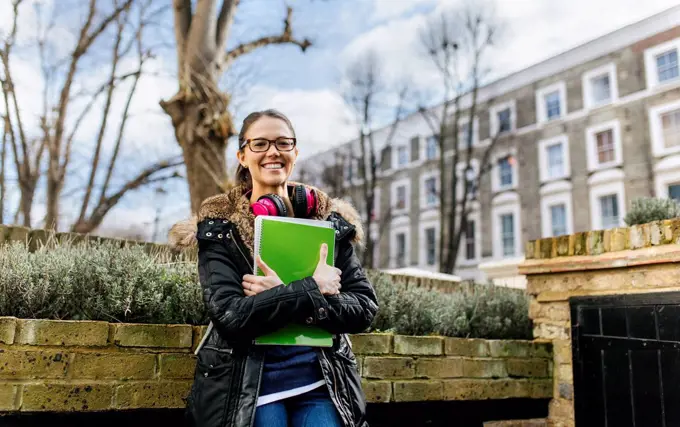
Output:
[
  {"xmin": 536, "ymin": 81, "xmax": 567, "ymax": 124},
  {"xmin": 422, "ymin": 134, "xmax": 440, "ymax": 161},
  {"xmin": 418, "ymin": 219, "xmax": 440, "ymax": 270},
  {"xmin": 457, "ymin": 209, "xmax": 482, "ymax": 266},
  {"xmin": 455, "ymin": 159, "xmax": 480, "ymax": 201},
  {"xmin": 654, "ymin": 155, "xmax": 680, "ymax": 198},
  {"xmin": 390, "ymin": 177, "xmax": 411, "ymax": 216},
  {"xmin": 491, "ymin": 147, "xmax": 518, "ymax": 192},
  {"xmin": 582, "ymin": 62, "xmax": 619, "ymax": 110},
  {"xmin": 540, "ymin": 191, "xmax": 574, "ymax": 238},
  {"xmin": 457, "ymin": 116, "xmax": 479, "ymax": 148},
  {"xmin": 589, "ymin": 175, "xmax": 626, "ymax": 231},
  {"xmin": 585, "ymin": 119, "xmax": 623, "ymax": 171},
  {"xmin": 644, "ymin": 37, "xmax": 680, "ymax": 89},
  {"xmin": 420, "ymin": 170, "xmax": 440, "ymax": 209},
  {"xmin": 649, "ymin": 99, "xmax": 680, "ymax": 158},
  {"xmin": 538, "ymin": 134, "xmax": 571, "ymax": 183},
  {"xmin": 491, "ymin": 193, "xmax": 522, "ymax": 259},
  {"xmin": 390, "ymin": 222, "xmax": 410, "ymax": 269},
  {"xmin": 489, "ymin": 100, "xmax": 517, "ymax": 136},
  {"xmin": 393, "ymin": 144, "xmax": 410, "ymax": 168}
]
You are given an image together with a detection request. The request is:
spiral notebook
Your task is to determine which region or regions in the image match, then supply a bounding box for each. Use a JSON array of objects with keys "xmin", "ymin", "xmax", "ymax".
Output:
[{"xmin": 253, "ymin": 215, "xmax": 335, "ymax": 347}]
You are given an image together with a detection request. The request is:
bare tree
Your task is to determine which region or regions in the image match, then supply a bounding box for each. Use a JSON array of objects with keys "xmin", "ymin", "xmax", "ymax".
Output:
[
  {"xmin": 162, "ymin": 0, "xmax": 312, "ymax": 213},
  {"xmin": 343, "ymin": 50, "xmax": 410, "ymax": 268},
  {"xmin": 1, "ymin": 112, "xmax": 7, "ymax": 224},
  {"xmin": 419, "ymin": 1, "xmax": 502, "ymax": 274}
]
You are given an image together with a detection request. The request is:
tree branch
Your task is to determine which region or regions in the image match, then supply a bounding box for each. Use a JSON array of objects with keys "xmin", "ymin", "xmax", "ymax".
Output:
[
  {"xmin": 173, "ymin": 0, "xmax": 192, "ymax": 82},
  {"xmin": 224, "ymin": 6, "xmax": 311, "ymax": 67},
  {"xmin": 216, "ymin": 0, "xmax": 238, "ymax": 49}
]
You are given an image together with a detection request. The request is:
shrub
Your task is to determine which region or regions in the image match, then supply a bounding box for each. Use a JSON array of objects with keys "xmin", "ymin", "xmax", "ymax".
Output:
[
  {"xmin": 0, "ymin": 241, "xmax": 531, "ymax": 339},
  {"xmin": 624, "ymin": 197, "xmax": 680, "ymax": 226}
]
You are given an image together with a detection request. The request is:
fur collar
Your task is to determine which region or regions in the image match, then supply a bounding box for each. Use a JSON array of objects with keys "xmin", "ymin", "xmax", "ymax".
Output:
[{"xmin": 168, "ymin": 182, "xmax": 364, "ymax": 255}]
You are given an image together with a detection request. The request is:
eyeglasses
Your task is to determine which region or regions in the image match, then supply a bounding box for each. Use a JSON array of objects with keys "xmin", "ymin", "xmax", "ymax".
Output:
[{"xmin": 241, "ymin": 137, "xmax": 296, "ymax": 153}]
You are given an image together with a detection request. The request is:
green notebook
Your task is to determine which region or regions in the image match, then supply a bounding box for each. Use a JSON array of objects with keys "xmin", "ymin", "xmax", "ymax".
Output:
[{"xmin": 253, "ymin": 216, "xmax": 335, "ymax": 347}]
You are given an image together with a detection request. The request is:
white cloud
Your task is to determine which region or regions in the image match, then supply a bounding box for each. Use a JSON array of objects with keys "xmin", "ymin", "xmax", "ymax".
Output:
[
  {"xmin": 371, "ymin": 0, "xmax": 436, "ymax": 22},
  {"xmin": 234, "ymin": 85, "xmax": 358, "ymax": 161}
]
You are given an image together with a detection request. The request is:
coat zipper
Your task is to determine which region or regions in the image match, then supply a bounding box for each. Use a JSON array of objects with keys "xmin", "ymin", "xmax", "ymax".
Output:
[
  {"xmin": 319, "ymin": 349, "xmax": 352, "ymax": 427},
  {"xmin": 227, "ymin": 230, "xmax": 253, "ymax": 268}
]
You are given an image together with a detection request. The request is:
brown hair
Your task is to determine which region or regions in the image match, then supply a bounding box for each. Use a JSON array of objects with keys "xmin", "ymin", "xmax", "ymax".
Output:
[{"xmin": 235, "ymin": 109, "xmax": 297, "ymax": 189}]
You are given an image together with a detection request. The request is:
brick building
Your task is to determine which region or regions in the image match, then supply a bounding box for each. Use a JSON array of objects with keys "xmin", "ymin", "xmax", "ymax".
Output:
[{"xmin": 297, "ymin": 6, "xmax": 680, "ymax": 285}]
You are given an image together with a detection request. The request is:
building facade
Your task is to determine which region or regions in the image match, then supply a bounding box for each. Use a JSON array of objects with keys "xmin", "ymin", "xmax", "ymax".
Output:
[{"xmin": 298, "ymin": 6, "xmax": 680, "ymax": 285}]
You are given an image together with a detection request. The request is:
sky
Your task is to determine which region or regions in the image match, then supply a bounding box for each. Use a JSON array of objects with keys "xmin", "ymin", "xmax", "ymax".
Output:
[{"xmin": 0, "ymin": 0, "xmax": 677, "ymax": 240}]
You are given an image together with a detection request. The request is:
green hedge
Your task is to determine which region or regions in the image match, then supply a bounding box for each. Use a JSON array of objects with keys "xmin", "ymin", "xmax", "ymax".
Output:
[
  {"xmin": 0, "ymin": 241, "xmax": 531, "ymax": 339},
  {"xmin": 624, "ymin": 197, "xmax": 680, "ymax": 226}
]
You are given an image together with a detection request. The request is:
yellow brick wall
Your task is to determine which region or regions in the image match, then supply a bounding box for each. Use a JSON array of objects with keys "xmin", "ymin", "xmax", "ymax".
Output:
[
  {"xmin": 519, "ymin": 218, "xmax": 680, "ymax": 427},
  {"xmin": 0, "ymin": 319, "xmax": 553, "ymax": 413}
]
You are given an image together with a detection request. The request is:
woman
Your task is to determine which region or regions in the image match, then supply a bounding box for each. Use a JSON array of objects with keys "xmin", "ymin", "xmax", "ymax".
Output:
[{"xmin": 169, "ymin": 109, "xmax": 378, "ymax": 427}]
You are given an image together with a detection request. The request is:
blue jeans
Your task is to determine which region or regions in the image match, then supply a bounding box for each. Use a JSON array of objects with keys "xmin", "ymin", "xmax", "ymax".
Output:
[{"xmin": 253, "ymin": 387, "xmax": 343, "ymax": 427}]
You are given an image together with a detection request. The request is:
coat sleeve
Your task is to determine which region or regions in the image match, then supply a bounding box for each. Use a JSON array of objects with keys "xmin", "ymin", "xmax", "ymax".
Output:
[
  {"xmin": 197, "ymin": 220, "xmax": 329, "ymax": 341},
  {"xmin": 314, "ymin": 234, "xmax": 379, "ymax": 335}
]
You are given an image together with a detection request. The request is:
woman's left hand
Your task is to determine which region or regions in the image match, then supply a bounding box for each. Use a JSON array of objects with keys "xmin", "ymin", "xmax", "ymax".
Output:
[{"xmin": 242, "ymin": 256, "xmax": 284, "ymax": 296}]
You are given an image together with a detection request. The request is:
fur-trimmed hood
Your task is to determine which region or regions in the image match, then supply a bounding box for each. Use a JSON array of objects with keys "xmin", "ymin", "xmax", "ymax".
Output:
[{"xmin": 168, "ymin": 182, "xmax": 364, "ymax": 255}]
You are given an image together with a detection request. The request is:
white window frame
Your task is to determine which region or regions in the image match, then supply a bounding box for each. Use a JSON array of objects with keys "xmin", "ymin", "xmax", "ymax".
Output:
[
  {"xmin": 540, "ymin": 189, "xmax": 574, "ymax": 238},
  {"xmin": 491, "ymin": 192, "xmax": 522, "ymax": 259},
  {"xmin": 489, "ymin": 100, "xmax": 516, "ymax": 136},
  {"xmin": 644, "ymin": 37, "xmax": 680, "ymax": 89},
  {"xmin": 455, "ymin": 159, "xmax": 480, "ymax": 201},
  {"xmin": 582, "ymin": 62, "xmax": 618, "ymax": 110},
  {"xmin": 390, "ymin": 218, "xmax": 410, "ymax": 269},
  {"xmin": 457, "ymin": 208, "xmax": 481, "ymax": 266},
  {"xmin": 649, "ymin": 99, "xmax": 680, "ymax": 158},
  {"xmin": 586, "ymin": 119, "xmax": 623, "ymax": 171},
  {"xmin": 390, "ymin": 177, "xmax": 411, "ymax": 216},
  {"xmin": 536, "ymin": 81, "xmax": 567, "ymax": 124},
  {"xmin": 418, "ymin": 218, "xmax": 439, "ymax": 270},
  {"xmin": 423, "ymin": 134, "xmax": 440, "ymax": 161},
  {"xmin": 420, "ymin": 170, "xmax": 440, "ymax": 209},
  {"xmin": 394, "ymin": 145, "xmax": 410, "ymax": 168},
  {"xmin": 653, "ymin": 155, "xmax": 680, "ymax": 199},
  {"xmin": 589, "ymin": 170, "xmax": 626, "ymax": 231},
  {"xmin": 491, "ymin": 148, "xmax": 518, "ymax": 192},
  {"xmin": 457, "ymin": 116, "xmax": 479, "ymax": 148},
  {"xmin": 538, "ymin": 134, "xmax": 570, "ymax": 183}
]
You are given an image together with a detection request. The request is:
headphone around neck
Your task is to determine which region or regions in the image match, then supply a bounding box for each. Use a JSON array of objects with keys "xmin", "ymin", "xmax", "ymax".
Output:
[{"xmin": 249, "ymin": 184, "xmax": 318, "ymax": 218}]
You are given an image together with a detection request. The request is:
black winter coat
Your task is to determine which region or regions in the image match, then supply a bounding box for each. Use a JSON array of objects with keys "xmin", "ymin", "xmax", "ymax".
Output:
[{"xmin": 169, "ymin": 183, "xmax": 379, "ymax": 427}]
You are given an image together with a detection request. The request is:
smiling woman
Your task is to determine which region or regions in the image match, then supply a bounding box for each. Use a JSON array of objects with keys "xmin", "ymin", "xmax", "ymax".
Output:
[{"xmin": 170, "ymin": 109, "xmax": 377, "ymax": 427}]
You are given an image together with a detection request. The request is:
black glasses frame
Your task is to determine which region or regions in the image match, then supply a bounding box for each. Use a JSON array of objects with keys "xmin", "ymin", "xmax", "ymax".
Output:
[{"xmin": 241, "ymin": 137, "xmax": 297, "ymax": 153}]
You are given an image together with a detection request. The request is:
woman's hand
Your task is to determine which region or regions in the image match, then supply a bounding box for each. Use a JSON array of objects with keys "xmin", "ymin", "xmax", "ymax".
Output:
[
  {"xmin": 242, "ymin": 256, "xmax": 284, "ymax": 296},
  {"xmin": 312, "ymin": 243, "xmax": 342, "ymax": 296}
]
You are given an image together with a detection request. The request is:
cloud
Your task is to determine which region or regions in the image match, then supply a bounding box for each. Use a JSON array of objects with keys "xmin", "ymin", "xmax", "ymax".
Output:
[
  {"xmin": 371, "ymin": 0, "xmax": 436, "ymax": 22},
  {"xmin": 234, "ymin": 85, "xmax": 358, "ymax": 161}
]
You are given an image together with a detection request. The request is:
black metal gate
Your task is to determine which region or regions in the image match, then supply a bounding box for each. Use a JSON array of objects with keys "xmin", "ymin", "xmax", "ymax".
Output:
[{"xmin": 571, "ymin": 291, "xmax": 680, "ymax": 427}]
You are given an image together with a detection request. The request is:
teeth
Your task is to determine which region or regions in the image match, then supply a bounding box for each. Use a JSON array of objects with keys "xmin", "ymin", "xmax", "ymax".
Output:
[{"xmin": 263, "ymin": 164, "xmax": 283, "ymax": 169}]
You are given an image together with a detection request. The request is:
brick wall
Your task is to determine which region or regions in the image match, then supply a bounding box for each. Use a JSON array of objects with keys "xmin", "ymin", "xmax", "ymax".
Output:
[
  {"xmin": 0, "ymin": 318, "xmax": 552, "ymax": 413},
  {"xmin": 519, "ymin": 218, "xmax": 680, "ymax": 427}
]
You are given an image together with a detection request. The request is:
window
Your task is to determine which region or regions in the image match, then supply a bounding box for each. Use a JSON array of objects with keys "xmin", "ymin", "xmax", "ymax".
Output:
[
  {"xmin": 550, "ymin": 204, "xmax": 567, "ymax": 237},
  {"xmin": 661, "ymin": 109, "xmax": 680, "ymax": 149},
  {"xmin": 599, "ymin": 194, "xmax": 620, "ymax": 229},
  {"xmin": 465, "ymin": 220, "xmax": 476, "ymax": 260},
  {"xmin": 426, "ymin": 135, "xmax": 438, "ymax": 160},
  {"xmin": 536, "ymin": 82, "xmax": 566, "ymax": 123},
  {"xmin": 498, "ymin": 156, "xmax": 513, "ymax": 188},
  {"xmin": 546, "ymin": 143, "xmax": 564, "ymax": 179},
  {"xmin": 596, "ymin": 129, "xmax": 615, "ymax": 164},
  {"xmin": 425, "ymin": 177, "xmax": 437, "ymax": 206},
  {"xmin": 397, "ymin": 146, "xmax": 409, "ymax": 166},
  {"xmin": 670, "ymin": 184, "xmax": 680, "ymax": 201},
  {"xmin": 425, "ymin": 228, "xmax": 436, "ymax": 266},
  {"xmin": 501, "ymin": 213, "xmax": 515, "ymax": 257},
  {"xmin": 490, "ymin": 101, "xmax": 516, "ymax": 136},
  {"xmin": 460, "ymin": 122, "xmax": 471, "ymax": 147},
  {"xmin": 657, "ymin": 49, "xmax": 679, "ymax": 83},
  {"xmin": 644, "ymin": 38, "xmax": 680, "ymax": 88},
  {"xmin": 396, "ymin": 233, "xmax": 406, "ymax": 267},
  {"xmin": 583, "ymin": 63, "xmax": 618, "ymax": 109},
  {"xmin": 539, "ymin": 135, "xmax": 570, "ymax": 182},
  {"xmin": 396, "ymin": 185, "xmax": 406, "ymax": 210},
  {"xmin": 544, "ymin": 91, "xmax": 561, "ymax": 120},
  {"xmin": 497, "ymin": 108, "xmax": 511, "ymax": 133},
  {"xmin": 586, "ymin": 120, "xmax": 622, "ymax": 171}
]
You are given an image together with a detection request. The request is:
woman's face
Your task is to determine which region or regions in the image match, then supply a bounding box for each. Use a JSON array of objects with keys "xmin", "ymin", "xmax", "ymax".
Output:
[{"xmin": 238, "ymin": 116, "xmax": 298, "ymax": 189}]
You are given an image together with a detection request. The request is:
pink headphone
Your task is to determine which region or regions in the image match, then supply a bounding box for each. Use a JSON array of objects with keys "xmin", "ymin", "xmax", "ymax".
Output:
[{"xmin": 250, "ymin": 184, "xmax": 318, "ymax": 218}]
